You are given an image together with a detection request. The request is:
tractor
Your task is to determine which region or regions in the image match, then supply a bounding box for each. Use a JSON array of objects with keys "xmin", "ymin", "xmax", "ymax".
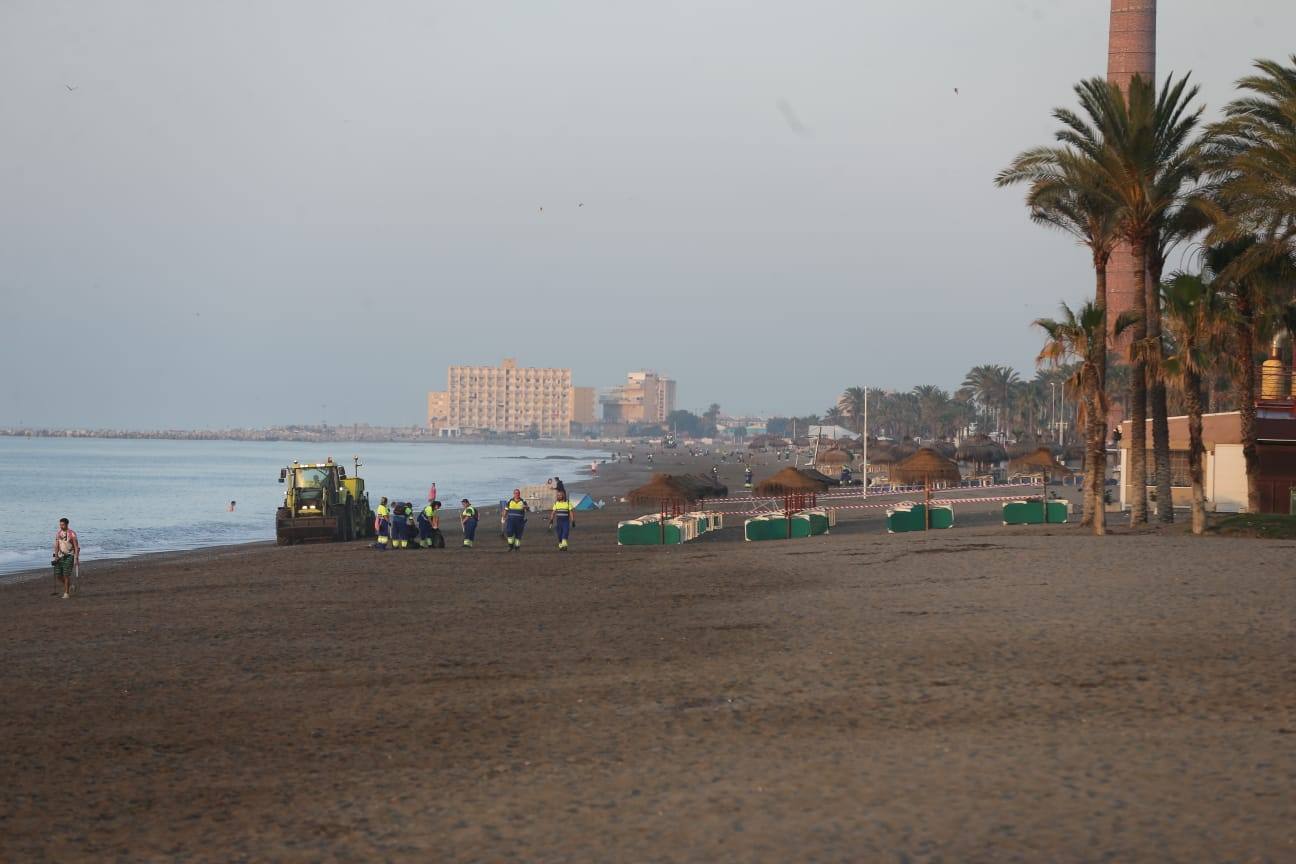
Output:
[{"xmin": 275, "ymin": 457, "xmax": 375, "ymax": 544}]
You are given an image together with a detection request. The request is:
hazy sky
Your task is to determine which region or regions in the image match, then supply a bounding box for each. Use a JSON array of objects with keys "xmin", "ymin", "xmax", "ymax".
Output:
[{"xmin": 3, "ymin": 1, "xmax": 1293, "ymax": 428}]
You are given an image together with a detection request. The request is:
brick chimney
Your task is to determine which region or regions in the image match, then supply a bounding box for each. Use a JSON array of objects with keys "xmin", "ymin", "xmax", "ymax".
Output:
[{"xmin": 1106, "ymin": 1, "xmax": 1156, "ymax": 431}]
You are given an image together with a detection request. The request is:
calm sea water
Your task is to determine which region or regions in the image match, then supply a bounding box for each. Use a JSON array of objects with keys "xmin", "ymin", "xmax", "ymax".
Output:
[{"xmin": 0, "ymin": 438, "xmax": 607, "ymax": 576}]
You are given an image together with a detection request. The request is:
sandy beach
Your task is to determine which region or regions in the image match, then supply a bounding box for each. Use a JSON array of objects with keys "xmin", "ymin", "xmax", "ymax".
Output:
[{"xmin": 2, "ymin": 452, "xmax": 1293, "ymax": 862}]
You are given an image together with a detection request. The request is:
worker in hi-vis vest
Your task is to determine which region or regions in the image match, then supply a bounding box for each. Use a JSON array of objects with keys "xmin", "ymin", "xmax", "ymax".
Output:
[
  {"xmin": 549, "ymin": 490, "xmax": 575, "ymax": 551},
  {"xmin": 503, "ymin": 489, "xmax": 529, "ymax": 550},
  {"xmin": 417, "ymin": 499, "xmax": 441, "ymax": 548},
  {"xmin": 460, "ymin": 499, "xmax": 478, "ymax": 547},
  {"xmin": 373, "ymin": 497, "xmax": 391, "ymax": 549}
]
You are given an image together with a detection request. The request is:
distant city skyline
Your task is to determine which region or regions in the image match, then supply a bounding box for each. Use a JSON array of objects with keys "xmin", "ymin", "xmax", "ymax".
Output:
[{"xmin": 3, "ymin": 1, "xmax": 1294, "ymax": 428}]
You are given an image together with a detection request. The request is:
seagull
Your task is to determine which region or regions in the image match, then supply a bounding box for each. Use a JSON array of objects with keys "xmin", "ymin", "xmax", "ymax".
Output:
[
  {"xmin": 539, "ymin": 206, "xmax": 544, "ymax": 213},
  {"xmin": 954, "ymin": 88, "xmax": 960, "ymax": 96},
  {"xmin": 578, "ymin": 203, "xmax": 584, "ymax": 207},
  {"xmin": 65, "ymin": 84, "xmax": 78, "ymax": 92}
]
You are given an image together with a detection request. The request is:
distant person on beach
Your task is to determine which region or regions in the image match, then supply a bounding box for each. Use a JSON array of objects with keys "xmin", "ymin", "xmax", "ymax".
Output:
[
  {"xmin": 460, "ymin": 499, "xmax": 478, "ymax": 548},
  {"xmin": 554, "ymin": 476, "xmax": 565, "ymax": 495},
  {"xmin": 51, "ymin": 517, "xmax": 79, "ymax": 599},
  {"xmin": 504, "ymin": 489, "xmax": 529, "ymax": 551},
  {"xmin": 228, "ymin": 500, "xmax": 236, "ymax": 512},
  {"xmin": 549, "ymin": 489, "xmax": 574, "ymax": 551},
  {"xmin": 428, "ymin": 481, "xmax": 437, "ymax": 503}
]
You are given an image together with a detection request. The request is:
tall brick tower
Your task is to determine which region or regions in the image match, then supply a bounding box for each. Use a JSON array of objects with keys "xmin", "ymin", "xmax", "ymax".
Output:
[{"xmin": 1106, "ymin": 1, "xmax": 1156, "ymax": 427}]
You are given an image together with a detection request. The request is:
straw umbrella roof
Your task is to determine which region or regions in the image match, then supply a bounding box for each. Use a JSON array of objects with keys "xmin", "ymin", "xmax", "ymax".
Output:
[
  {"xmin": 956, "ymin": 434, "xmax": 1007, "ymax": 465},
  {"xmin": 816, "ymin": 448, "xmax": 852, "ymax": 466},
  {"xmin": 754, "ymin": 467, "xmax": 831, "ymax": 496},
  {"xmin": 627, "ymin": 473, "xmax": 727, "ymax": 505},
  {"xmin": 926, "ymin": 440, "xmax": 957, "ymax": 459},
  {"xmin": 1005, "ymin": 437, "xmax": 1060, "ymax": 459},
  {"xmin": 867, "ymin": 439, "xmax": 918, "ymax": 464},
  {"xmin": 1008, "ymin": 447, "xmax": 1072, "ymax": 479},
  {"xmin": 890, "ymin": 448, "xmax": 962, "ymax": 485}
]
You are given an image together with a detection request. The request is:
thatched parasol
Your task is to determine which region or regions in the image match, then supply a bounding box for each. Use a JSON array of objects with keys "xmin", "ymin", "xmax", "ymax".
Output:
[
  {"xmin": 1008, "ymin": 447, "xmax": 1072, "ymax": 480},
  {"xmin": 627, "ymin": 473, "xmax": 727, "ymax": 505},
  {"xmin": 815, "ymin": 448, "xmax": 852, "ymax": 468},
  {"xmin": 754, "ymin": 467, "xmax": 831, "ymax": 496},
  {"xmin": 926, "ymin": 440, "xmax": 957, "ymax": 459},
  {"xmin": 890, "ymin": 448, "xmax": 962, "ymax": 485},
  {"xmin": 867, "ymin": 439, "xmax": 918, "ymax": 464},
  {"xmin": 1005, "ymin": 437, "xmax": 1059, "ymax": 459},
  {"xmin": 956, "ymin": 434, "xmax": 1006, "ymax": 467}
]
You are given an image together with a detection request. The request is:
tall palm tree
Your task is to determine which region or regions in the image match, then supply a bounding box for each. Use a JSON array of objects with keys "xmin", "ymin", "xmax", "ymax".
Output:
[
  {"xmin": 1191, "ymin": 239, "xmax": 1295, "ymax": 511},
  {"xmin": 1206, "ymin": 56, "xmax": 1296, "ymax": 268},
  {"xmin": 1146, "ymin": 205, "xmax": 1212, "ymax": 522},
  {"xmin": 912, "ymin": 385, "xmax": 952, "ymax": 440},
  {"xmin": 1035, "ymin": 302, "xmax": 1108, "ymax": 536},
  {"xmin": 1158, "ymin": 273, "xmax": 1231, "ymax": 534},
  {"xmin": 838, "ymin": 387, "xmax": 868, "ymax": 436},
  {"xmin": 1202, "ymin": 56, "xmax": 1296, "ymax": 512},
  {"xmin": 1049, "ymin": 73, "xmax": 1205, "ymax": 524}
]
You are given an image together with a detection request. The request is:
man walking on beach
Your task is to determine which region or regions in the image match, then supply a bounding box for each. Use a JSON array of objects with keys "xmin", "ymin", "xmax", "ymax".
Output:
[
  {"xmin": 460, "ymin": 499, "xmax": 478, "ymax": 547},
  {"xmin": 549, "ymin": 490, "xmax": 575, "ymax": 551},
  {"xmin": 51, "ymin": 517, "xmax": 80, "ymax": 599},
  {"xmin": 504, "ymin": 489, "xmax": 529, "ymax": 550}
]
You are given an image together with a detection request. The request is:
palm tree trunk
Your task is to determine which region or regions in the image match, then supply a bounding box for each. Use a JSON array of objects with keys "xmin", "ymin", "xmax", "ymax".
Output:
[
  {"xmin": 1148, "ymin": 258, "xmax": 1174, "ymax": 523},
  {"xmin": 1185, "ymin": 366, "xmax": 1206, "ymax": 535},
  {"xmin": 1236, "ymin": 290, "xmax": 1262, "ymax": 512},
  {"xmin": 1128, "ymin": 242, "xmax": 1150, "ymax": 525},
  {"xmin": 1091, "ymin": 260, "xmax": 1110, "ymax": 531}
]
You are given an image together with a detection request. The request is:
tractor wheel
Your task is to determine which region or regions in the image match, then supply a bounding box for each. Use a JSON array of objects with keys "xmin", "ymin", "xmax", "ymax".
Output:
[{"xmin": 275, "ymin": 508, "xmax": 292, "ymax": 546}]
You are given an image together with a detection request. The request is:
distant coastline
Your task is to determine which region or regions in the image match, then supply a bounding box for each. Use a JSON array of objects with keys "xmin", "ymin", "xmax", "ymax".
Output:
[{"xmin": 0, "ymin": 425, "xmax": 607, "ymax": 448}]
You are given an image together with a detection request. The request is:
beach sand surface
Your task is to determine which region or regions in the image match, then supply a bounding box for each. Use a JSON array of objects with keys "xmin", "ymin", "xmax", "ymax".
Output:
[{"xmin": 2, "ymin": 450, "xmax": 1293, "ymax": 861}]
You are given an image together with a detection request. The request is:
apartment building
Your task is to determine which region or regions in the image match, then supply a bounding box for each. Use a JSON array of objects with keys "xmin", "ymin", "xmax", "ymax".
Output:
[
  {"xmin": 601, "ymin": 370, "xmax": 676, "ymax": 425},
  {"xmin": 427, "ymin": 359, "xmax": 577, "ymax": 437}
]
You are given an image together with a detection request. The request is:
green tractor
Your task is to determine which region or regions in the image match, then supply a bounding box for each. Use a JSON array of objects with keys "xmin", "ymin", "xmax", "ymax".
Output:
[{"xmin": 276, "ymin": 457, "xmax": 375, "ymax": 544}]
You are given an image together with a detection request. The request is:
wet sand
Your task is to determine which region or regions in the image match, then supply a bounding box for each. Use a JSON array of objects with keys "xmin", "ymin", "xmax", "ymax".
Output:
[{"xmin": 2, "ymin": 453, "xmax": 1293, "ymax": 861}]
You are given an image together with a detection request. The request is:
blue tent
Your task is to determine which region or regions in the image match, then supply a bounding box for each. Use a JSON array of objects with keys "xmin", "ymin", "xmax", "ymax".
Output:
[{"xmin": 569, "ymin": 492, "xmax": 597, "ymax": 511}]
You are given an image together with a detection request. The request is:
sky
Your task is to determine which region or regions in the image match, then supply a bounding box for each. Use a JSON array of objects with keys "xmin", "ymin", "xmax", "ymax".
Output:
[{"xmin": 2, "ymin": 1, "xmax": 1293, "ymax": 429}]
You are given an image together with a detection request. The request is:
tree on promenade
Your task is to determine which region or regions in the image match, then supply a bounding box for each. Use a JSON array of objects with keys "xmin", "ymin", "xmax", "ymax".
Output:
[
  {"xmin": 997, "ymin": 150, "xmax": 1121, "ymax": 526},
  {"xmin": 1156, "ymin": 273, "xmax": 1231, "ymax": 534},
  {"xmin": 1038, "ymin": 74, "xmax": 1204, "ymax": 524},
  {"xmin": 1035, "ymin": 302, "xmax": 1108, "ymax": 535}
]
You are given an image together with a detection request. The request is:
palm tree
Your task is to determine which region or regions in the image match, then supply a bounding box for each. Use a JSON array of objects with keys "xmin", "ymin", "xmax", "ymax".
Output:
[
  {"xmin": 1035, "ymin": 302, "xmax": 1108, "ymax": 535},
  {"xmin": 1147, "ymin": 205, "xmax": 1212, "ymax": 522},
  {"xmin": 1206, "ymin": 56, "xmax": 1296, "ymax": 269},
  {"xmin": 1046, "ymin": 73, "xmax": 1205, "ymax": 524},
  {"xmin": 997, "ymin": 144, "xmax": 1122, "ymax": 511},
  {"xmin": 1158, "ymin": 273, "xmax": 1231, "ymax": 534},
  {"xmin": 912, "ymin": 385, "xmax": 951, "ymax": 440},
  {"xmin": 1190, "ymin": 239, "xmax": 1296, "ymax": 511},
  {"xmin": 838, "ymin": 387, "xmax": 868, "ymax": 436}
]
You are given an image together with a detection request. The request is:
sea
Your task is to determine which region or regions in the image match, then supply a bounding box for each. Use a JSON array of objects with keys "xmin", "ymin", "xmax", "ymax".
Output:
[{"xmin": 0, "ymin": 437, "xmax": 608, "ymax": 577}]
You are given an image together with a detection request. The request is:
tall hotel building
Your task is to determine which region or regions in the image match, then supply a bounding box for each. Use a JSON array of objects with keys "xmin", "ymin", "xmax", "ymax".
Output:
[{"xmin": 427, "ymin": 358, "xmax": 595, "ymax": 437}]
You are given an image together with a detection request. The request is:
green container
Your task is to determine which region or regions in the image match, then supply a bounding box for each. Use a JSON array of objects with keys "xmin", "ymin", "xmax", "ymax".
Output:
[
  {"xmin": 1002, "ymin": 499, "xmax": 1070, "ymax": 525},
  {"xmin": 886, "ymin": 504, "xmax": 954, "ymax": 533},
  {"xmin": 744, "ymin": 514, "xmax": 814, "ymax": 541}
]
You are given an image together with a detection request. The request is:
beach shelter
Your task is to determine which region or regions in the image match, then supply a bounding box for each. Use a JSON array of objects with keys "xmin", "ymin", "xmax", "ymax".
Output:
[
  {"xmin": 1007, "ymin": 447, "xmax": 1073, "ymax": 481},
  {"xmin": 889, "ymin": 448, "xmax": 962, "ymax": 485},
  {"xmin": 956, "ymin": 434, "xmax": 1007, "ymax": 471},
  {"xmin": 754, "ymin": 467, "xmax": 831, "ymax": 496}
]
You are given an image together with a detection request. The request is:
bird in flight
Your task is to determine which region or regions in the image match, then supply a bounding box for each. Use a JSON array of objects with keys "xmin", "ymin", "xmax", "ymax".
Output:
[
  {"xmin": 538, "ymin": 206, "xmax": 544, "ymax": 213},
  {"xmin": 578, "ymin": 203, "xmax": 584, "ymax": 208},
  {"xmin": 953, "ymin": 88, "xmax": 960, "ymax": 96},
  {"xmin": 65, "ymin": 84, "xmax": 78, "ymax": 92}
]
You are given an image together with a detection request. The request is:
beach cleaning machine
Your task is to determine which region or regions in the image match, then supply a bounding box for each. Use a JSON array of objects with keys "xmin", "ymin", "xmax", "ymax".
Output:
[{"xmin": 275, "ymin": 457, "xmax": 375, "ymax": 544}]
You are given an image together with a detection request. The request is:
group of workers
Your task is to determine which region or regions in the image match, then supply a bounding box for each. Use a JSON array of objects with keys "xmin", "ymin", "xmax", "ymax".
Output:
[{"xmin": 370, "ymin": 479, "xmax": 576, "ymax": 552}]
